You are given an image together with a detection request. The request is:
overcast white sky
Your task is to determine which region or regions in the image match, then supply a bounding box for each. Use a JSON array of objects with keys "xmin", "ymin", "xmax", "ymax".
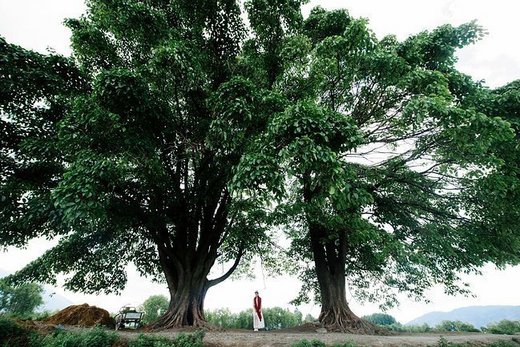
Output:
[{"xmin": 1, "ymin": 0, "xmax": 520, "ymax": 324}]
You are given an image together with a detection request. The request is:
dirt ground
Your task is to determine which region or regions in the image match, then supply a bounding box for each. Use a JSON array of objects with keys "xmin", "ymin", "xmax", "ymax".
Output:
[
  {"xmin": 115, "ymin": 329, "xmax": 520, "ymax": 347},
  {"xmin": 27, "ymin": 306, "xmax": 520, "ymax": 346}
]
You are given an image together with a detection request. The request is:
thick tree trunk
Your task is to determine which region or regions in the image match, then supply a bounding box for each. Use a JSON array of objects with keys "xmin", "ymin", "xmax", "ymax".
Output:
[
  {"xmin": 317, "ymin": 265, "xmax": 379, "ymax": 334},
  {"xmin": 149, "ymin": 234, "xmax": 243, "ymax": 330},
  {"xmin": 152, "ymin": 277, "xmax": 210, "ymax": 328},
  {"xmin": 308, "ymin": 220, "xmax": 382, "ymax": 334}
]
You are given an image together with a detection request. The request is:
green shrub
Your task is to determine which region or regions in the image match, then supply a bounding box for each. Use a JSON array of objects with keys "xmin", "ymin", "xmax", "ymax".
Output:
[
  {"xmin": 235, "ymin": 309, "xmax": 253, "ymax": 329},
  {"xmin": 263, "ymin": 307, "xmax": 302, "ymax": 330},
  {"xmin": 487, "ymin": 341, "xmax": 520, "ymax": 347},
  {"xmin": 31, "ymin": 310, "xmax": 55, "ymax": 321},
  {"xmin": 128, "ymin": 331, "xmax": 204, "ymax": 347},
  {"xmin": 437, "ymin": 337, "xmax": 450, "ymax": 347},
  {"xmin": 486, "ymin": 320, "xmax": 520, "ymax": 335},
  {"xmin": 0, "ymin": 316, "xmax": 41, "ymax": 347},
  {"xmin": 129, "ymin": 334, "xmax": 176, "ymax": 347},
  {"xmin": 303, "ymin": 313, "xmax": 317, "ymax": 323},
  {"xmin": 434, "ymin": 336, "xmax": 519, "ymax": 347},
  {"xmin": 139, "ymin": 295, "xmax": 169, "ymax": 325},
  {"xmin": 384, "ymin": 322, "xmax": 432, "ymax": 333},
  {"xmin": 362, "ymin": 313, "xmax": 397, "ymax": 326},
  {"xmin": 435, "ymin": 320, "xmax": 480, "ymax": 332},
  {"xmin": 206, "ymin": 307, "xmax": 303, "ymax": 330},
  {"xmin": 0, "ymin": 280, "xmax": 44, "ymax": 318},
  {"xmin": 205, "ymin": 308, "xmax": 238, "ymax": 328},
  {"xmin": 41, "ymin": 327, "xmax": 118, "ymax": 347},
  {"xmin": 174, "ymin": 331, "xmax": 205, "ymax": 347},
  {"xmin": 292, "ymin": 339, "xmax": 326, "ymax": 347}
]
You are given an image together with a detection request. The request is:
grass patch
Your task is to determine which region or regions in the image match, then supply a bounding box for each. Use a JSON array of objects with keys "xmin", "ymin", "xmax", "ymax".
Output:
[{"xmin": 128, "ymin": 331, "xmax": 204, "ymax": 347}]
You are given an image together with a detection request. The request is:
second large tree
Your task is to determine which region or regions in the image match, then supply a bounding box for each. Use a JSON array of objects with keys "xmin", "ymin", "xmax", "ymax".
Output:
[{"xmin": 234, "ymin": 7, "xmax": 520, "ymax": 332}]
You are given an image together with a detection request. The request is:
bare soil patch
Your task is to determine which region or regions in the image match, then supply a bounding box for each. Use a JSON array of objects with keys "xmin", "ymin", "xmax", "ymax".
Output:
[{"xmin": 116, "ymin": 328, "xmax": 520, "ymax": 347}]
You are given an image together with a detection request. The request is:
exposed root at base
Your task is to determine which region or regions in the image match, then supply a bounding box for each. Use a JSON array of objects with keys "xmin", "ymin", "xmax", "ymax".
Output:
[
  {"xmin": 319, "ymin": 309, "xmax": 390, "ymax": 335},
  {"xmin": 148, "ymin": 316, "xmax": 220, "ymax": 332}
]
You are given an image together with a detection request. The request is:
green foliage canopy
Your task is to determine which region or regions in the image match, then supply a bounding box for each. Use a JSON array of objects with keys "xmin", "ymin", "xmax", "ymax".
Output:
[
  {"xmin": 232, "ymin": 5, "xmax": 520, "ymax": 317},
  {"xmin": 362, "ymin": 313, "xmax": 397, "ymax": 326},
  {"xmin": 1, "ymin": 0, "xmax": 520, "ymax": 330},
  {"xmin": 0, "ymin": 0, "xmax": 286, "ymax": 327},
  {"xmin": 485, "ymin": 320, "xmax": 520, "ymax": 335},
  {"xmin": 0, "ymin": 279, "xmax": 43, "ymax": 317},
  {"xmin": 140, "ymin": 295, "xmax": 169, "ymax": 324}
]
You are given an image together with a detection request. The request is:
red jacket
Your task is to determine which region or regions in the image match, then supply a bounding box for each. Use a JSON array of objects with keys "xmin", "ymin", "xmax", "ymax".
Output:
[{"xmin": 254, "ymin": 296, "xmax": 262, "ymax": 321}]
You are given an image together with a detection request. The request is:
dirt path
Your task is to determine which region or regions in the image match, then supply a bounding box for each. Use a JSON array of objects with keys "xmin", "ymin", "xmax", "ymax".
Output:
[{"xmin": 116, "ymin": 329, "xmax": 520, "ymax": 346}]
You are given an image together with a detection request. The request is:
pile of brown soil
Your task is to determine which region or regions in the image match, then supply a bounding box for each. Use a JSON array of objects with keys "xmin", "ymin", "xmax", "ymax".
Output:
[{"xmin": 44, "ymin": 303, "xmax": 115, "ymax": 328}]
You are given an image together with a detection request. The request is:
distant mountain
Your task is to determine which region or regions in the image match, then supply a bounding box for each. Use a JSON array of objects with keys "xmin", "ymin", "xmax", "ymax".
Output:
[
  {"xmin": 39, "ymin": 289, "xmax": 74, "ymax": 312},
  {"xmin": 407, "ymin": 306, "xmax": 520, "ymax": 328},
  {"xmin": 0, "ymin": 268, "xmax": 73, "ymax": 312}
]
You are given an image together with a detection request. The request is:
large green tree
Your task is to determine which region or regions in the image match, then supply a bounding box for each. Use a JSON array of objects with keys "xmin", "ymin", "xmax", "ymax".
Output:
[
  {"xmin": 2, "ymin": 0, "xmax": 519, "ymax": 333},
  {"xmin": 0, "ymin": 280, "xmax": 44, "ymax": 317},
  {"xmin": 0, "ymin": 0, "xmax": 282, "ymax": 328},
  {"xmin": 234, "ymin": 7, "xmax": 520, "ymax": 332}
]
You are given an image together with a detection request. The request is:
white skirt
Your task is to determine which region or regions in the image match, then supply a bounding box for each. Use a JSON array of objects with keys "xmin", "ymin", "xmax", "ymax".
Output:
[{"xmin": 253, "ymin": 310, "xmax": 265, "ymax": 330}]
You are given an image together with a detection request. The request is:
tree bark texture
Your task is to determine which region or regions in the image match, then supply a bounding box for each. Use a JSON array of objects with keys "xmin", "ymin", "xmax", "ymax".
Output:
[
  {"xmin": 308, "ymin": 221, "xmax": 382, "ymax": 334},
  {"xmin": 303, "ymin": 175, "xmax": 381, "ymax": 334},
  {"xmin": 146, "ymin": 153, "xmax": 243, "ymax": 329}
]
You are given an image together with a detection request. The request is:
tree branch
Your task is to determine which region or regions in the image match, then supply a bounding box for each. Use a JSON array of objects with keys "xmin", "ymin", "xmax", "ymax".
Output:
[{"xmin": 206, "ymin": 248, "xmax": 244, "ymax": 288}]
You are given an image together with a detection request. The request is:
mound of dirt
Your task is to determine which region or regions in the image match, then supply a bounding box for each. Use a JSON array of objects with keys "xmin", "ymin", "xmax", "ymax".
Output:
[{"xmin": 44, "ymin": 303, "xmax": 115, "ymax": 328}]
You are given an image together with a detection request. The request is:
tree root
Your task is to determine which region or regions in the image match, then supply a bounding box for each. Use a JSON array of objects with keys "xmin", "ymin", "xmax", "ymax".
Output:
[
  {"xmin": 319, "ymin": 307, "xmax": 390, "ymax": 335},
  {"xmin": 149, "ymin": 308, "xmax": 212, "ymax": 331}
]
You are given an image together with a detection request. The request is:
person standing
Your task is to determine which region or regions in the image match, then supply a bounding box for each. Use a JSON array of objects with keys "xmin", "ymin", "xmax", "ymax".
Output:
[{"xmin": 253, "ymin": 290, "xmax": 264, "ymax": 331}]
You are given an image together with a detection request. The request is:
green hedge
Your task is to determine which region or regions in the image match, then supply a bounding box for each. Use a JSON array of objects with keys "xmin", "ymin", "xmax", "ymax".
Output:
[{"xmin": 0, "ymin": 317, "xmax": 205, "ymax": 347}]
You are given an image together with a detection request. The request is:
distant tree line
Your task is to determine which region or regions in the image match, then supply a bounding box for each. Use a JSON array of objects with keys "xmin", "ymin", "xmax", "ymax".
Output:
[
  {"xmin": 138, "ymin": 294, "xmax": 314, "ymax": 330},
  {"xmin": 205, "ymin": 307, "xmax": 315, "ymax": 330},
  {"xmin": 362, "ymin": 312, "xmax": 520, "ymax": 334}
]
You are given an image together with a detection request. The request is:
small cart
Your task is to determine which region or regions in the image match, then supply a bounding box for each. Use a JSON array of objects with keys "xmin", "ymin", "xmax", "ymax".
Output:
[{"xmin": 115, "ymin": 306, "xmax": 144, "ymax": 330}]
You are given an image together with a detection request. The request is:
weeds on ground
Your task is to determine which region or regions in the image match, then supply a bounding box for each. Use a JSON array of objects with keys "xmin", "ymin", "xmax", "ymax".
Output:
[
  {"xmin": 0, "ymin": 315, "xmax": 39, "ymax": 347},
  {"xmin": 0, "ymin": 316, "xmax": 205, "ymax": 347},
  {"xmin": 292, "ymin": 340, "xmax": 326, "ymax": 347},
  {"xmin": 128, "ymin": 330, "xmax": 205, "ymax": 347},
  {"xmin": 487, "ymin": 341, "xmax": 520, "ymax": 347},
  {"xmin": 41, "ymin": 327, "xmax": 118, "ymax": 347},
  {"xmin": 437, "ymin": 336, "xmax": 520, "ymax": 347},
  {"xmin": 292, "ymin": 339, "xmax": 358, "ymax": 347}
]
